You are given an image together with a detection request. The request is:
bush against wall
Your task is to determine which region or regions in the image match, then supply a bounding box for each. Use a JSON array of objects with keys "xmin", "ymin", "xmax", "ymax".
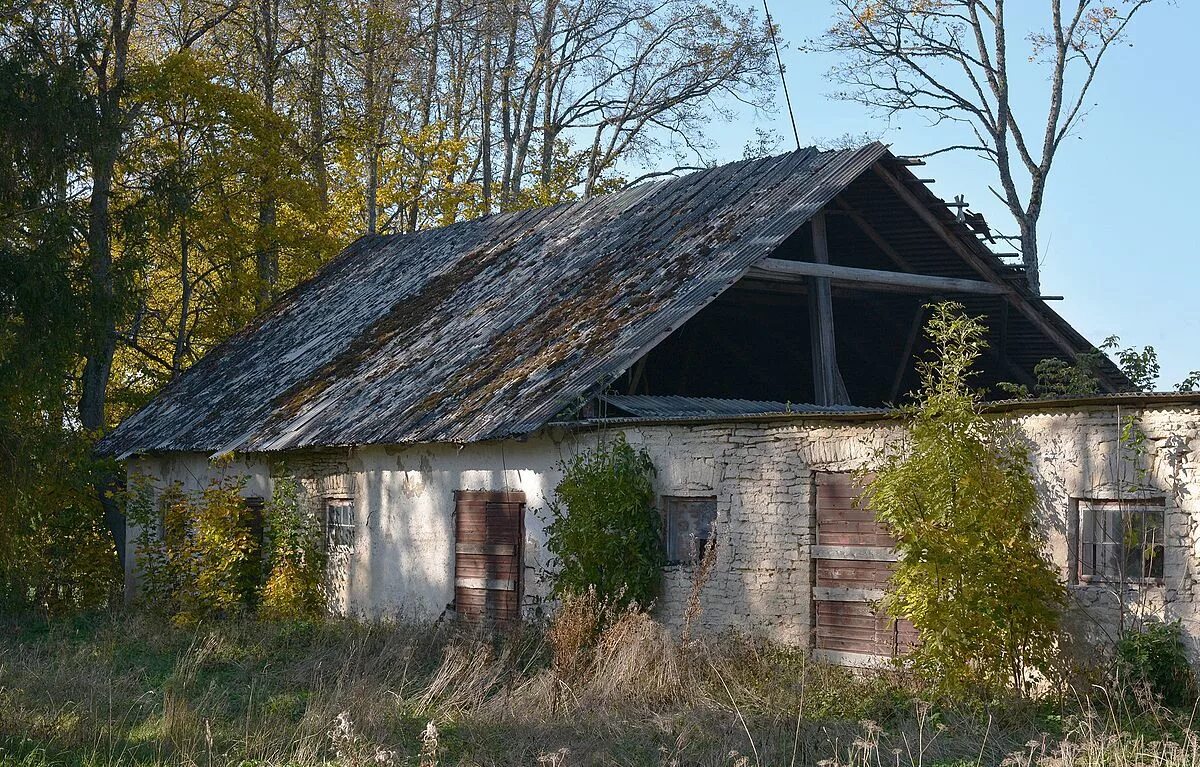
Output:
[
  {"xmin": 261, "ymin": 476, "xmax": 327, "ymax": 619},
  {"xmin": 866, "ymin": 302, "xmax": 1066, "ymax": 697},
  {"xmin": 545, "ymin": 434, "xmax": 663, "ymax": 612},
  {"xmin": 127, "ymin": 475, "xmax": 258, "ymax": 623},
  {"xmin": 1115, "ymin": 620, "xmax": 1198, "ymax": 708},
  {"xmin": 0, "ymin": 427, "xmax": 120, "ymax": 616},
  {"xmin": 127, "ymin": 471, "xmax": 326, "ymax": 623}
]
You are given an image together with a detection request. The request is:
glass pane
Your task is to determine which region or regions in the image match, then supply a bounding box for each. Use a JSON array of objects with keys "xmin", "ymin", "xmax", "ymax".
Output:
[
  {"xmin": 665, "ymin": 497, "xmax": 716, "ymax": 563},
  {"xmin": 326, "ymin": 501, "xmax": 354, "ymax": 548},
  {"xmin": 1079, "ymin": 501, "xmax": 1165, "ymax": 582}
]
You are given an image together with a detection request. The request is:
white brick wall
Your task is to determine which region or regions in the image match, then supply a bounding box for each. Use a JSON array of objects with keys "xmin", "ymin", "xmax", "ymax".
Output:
[{"xmin": 126, "ymin": 404, "xmax": 1200, "ymax": 657}]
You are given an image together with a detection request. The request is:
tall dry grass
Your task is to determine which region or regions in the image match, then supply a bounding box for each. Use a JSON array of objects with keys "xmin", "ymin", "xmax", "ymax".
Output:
[{"xmin": 0, "ymin": 608, "xmax": 1196, "ymax": 766}]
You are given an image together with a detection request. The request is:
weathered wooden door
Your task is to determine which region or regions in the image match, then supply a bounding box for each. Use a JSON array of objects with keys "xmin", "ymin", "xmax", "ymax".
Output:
[
  {"xmin": 453, "ymin": 490, "xmax": 524, "ymax": 622},
  {"xmin": 811, "ymin": 472, "xmax": 916, "ymax": 664}
]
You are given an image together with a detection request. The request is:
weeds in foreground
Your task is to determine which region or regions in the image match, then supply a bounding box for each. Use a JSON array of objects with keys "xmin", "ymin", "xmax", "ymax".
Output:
[{"xmin": 0, "ymin": 611, "xmax": 1196, "ymax": 766}]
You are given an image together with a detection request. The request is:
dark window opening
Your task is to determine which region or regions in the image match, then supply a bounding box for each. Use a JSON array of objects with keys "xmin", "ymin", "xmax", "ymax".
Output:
[{"xmin": 662, "ymin": 496, "xmax": 717, "ymax": 564}]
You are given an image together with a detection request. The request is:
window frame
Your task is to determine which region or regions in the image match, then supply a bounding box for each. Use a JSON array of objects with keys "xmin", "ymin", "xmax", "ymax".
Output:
[
  {"xmin": 660, "ymin": 495, "xmax": 717, "ymax": 566},
  {"xmin": 1071, "ymin": 496, "xmax": 1166, "ymax": 586},
  {"xmin": 324, "ymin": 497, "xmax": 357, "ymax": 553}
]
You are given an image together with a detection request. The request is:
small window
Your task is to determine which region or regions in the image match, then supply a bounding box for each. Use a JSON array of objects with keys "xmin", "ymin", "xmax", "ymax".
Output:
[
  {"xmin": 244, "ymin": 496, "xmax": 266, "ymax": 553},
  {"xmin": 1077, "ymin": 498, "xmax": 1165, "ymax": 583},
  {"xmin": 325, "ymin": 499, "xmax": 356, "ymax": 551},
  {"xmin": 662, "ymin": 496, "xmax": 717, "ymax": 564}
]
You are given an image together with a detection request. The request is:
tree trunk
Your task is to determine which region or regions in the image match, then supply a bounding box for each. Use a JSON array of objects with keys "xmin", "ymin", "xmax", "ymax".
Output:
[
  {"xmin": 80, "ymin": 142, "xmax": 117, "ymax": 433},
  {"xmin": 173, "ymin": 217, "xmax": 191, "ymax": 376},
  {"xmin": 256, "ymin": 185, "xmax": 278, "ymax": 309},
  {"xmin": 81, "ymin": 131, "xmax": 126, "ymax": 576},
  {"xmin": 1019, "ymin": 217, "xmax": 1040, "ymax": 294},
  {"xmin": 255, "ymin": 0, "xmax": 280, "ymax": 309},
  {"xmin": 498, "ymin": 0, "xmax": 519, "ymax": 207},
  {"xmin": 406, "ymin": 0, "xmax": 443, "ymax": 233},
  {"xmin": 480, "ymin": 0, "xmax": 494, "ymax": 209},
  {"xmin": 308, "ymin": 0, "xmax": 330, "ymax": 212}
]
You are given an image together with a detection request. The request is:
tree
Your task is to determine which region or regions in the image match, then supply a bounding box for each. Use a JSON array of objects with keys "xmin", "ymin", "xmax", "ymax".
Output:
[
  {"xmin": 108, "ymin": 52, "xmax": 337, "ymax": 417},
  {"xmin": 0, "ymin": 0, "xmax": 776, "ymax": 615},
  {"xmin": 866, "ymin": 303, "xmax": 1065, "ymax": 696},
  {"xmin": 822, "ymin": 1, "xmax": 1159, "ymax": 292},
  {"xmin": 0, "ymin": 36, "xmax": 120, "ymax": 614}
]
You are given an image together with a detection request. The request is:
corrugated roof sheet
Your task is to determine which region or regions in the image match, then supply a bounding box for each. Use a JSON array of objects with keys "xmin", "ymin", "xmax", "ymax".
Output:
[
  {"xmin": 599, "ymin": 395, "xmax": 879, "ymax": 418},
  {"xmin": 559, "ymin": 392, "xmax": 1200, "ymax": 431},
  {"xmin": 100, "ymin": 144, "xmax": 891, "ymax": 457}
]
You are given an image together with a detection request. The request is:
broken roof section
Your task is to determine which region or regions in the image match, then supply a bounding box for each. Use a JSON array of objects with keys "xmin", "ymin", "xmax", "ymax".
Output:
[{"xmin": 98, "ymin": 143, "xmax": 1122, "ymax": 458}]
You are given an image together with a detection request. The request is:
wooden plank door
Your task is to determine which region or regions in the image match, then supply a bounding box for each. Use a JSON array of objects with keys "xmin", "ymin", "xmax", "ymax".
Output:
[
  {"xmin": 453, "ymin": 490, "xmax": 524, "ymax": 622},
  {"xmin": 812, "ymin": 472, "xmax": 916, "ymax": 664}
]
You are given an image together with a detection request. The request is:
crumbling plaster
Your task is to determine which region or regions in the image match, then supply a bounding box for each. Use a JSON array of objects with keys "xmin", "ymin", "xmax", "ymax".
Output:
[{"xmin": 125, "ymin": 404, "xmax": 1200, "ymax": 657}]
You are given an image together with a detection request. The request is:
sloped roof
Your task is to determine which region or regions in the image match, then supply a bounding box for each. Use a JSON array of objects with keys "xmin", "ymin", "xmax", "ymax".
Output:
[{"xmin": 101, "ymin": 144, "xmax": 892, "ymax": 456}]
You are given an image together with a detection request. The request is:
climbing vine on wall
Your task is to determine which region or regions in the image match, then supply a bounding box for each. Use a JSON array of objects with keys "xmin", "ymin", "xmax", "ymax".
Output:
[
  {"xmin": 127, "ymin": 475, "xmax": 258, "ymax": 624},
  {"xmin": 127, "ymin": 470, "xmax": 326, "ymax": 623},
  {"xmin": 261, "ymin": 475, "xmax": 327, "ymax": 619}
]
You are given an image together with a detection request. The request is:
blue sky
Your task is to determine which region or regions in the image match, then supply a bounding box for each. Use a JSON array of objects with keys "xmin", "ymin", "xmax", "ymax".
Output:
[{"xmin": 702, "ymin": 1, "xmax": 1198, "ymax": 389}]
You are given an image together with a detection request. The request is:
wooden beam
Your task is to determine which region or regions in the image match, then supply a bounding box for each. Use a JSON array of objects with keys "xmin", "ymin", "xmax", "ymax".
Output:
[
  {"xmin": 626, "ymin": 356, "xmax": 647, "ymax": 395},
  {"xmin": 869, "ymin": 162, "xmax": 1122, "ymax": 391},
  {"xmin": 871, "ymin": 163, "xmax": 1006, "ymax": 281},
  {"xmin": 749, "ymin": 259, "xmax": 1007, "ymax": 295},
  {"xmin": 808, "ymin": 214, "xmax": 851, "ymax": 406}
]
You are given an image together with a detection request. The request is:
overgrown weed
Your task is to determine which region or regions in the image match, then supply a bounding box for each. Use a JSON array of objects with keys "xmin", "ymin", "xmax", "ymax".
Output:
[{"xmin": 1, "ymin": 612, "xmax": 1196, "ymax": 766}]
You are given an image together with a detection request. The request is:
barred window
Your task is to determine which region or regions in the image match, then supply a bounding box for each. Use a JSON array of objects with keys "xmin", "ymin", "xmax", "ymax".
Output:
[
  {"xmin": 661, "ymin": 496, "xmax": 716, "ymax": 564},
  {"xmin": 325, "ymin": 499, "xmax": 356, "ymax": 550},
  {"xmin": 1077, "ymin": 498, "xmax": 1165, "ymax": 583}
]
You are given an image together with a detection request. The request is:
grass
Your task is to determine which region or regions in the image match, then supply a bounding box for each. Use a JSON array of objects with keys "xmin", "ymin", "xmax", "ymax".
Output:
[{"xmin": 0, "ymin": 610, "xmax": 1196, "ymax": 766}]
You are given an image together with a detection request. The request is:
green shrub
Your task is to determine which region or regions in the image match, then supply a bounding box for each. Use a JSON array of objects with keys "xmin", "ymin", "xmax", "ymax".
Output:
[
  {"xmin": 1116, "ymin": 621, "xmax": 1198, "ymax": 708},
  {"xmin": 260, "ymin": 476, "xmax": 326, "ymax": 619},
  {"xmin": 545, "ymin": 434, "xmax": 663, "ymax": 612},
  {"xmin": 0, "ymin": 425, "xmax": 120, "ymax": 616},
  {"xmin": 127, "ymin": 472, "xmax": 326, "ymax": 623},
  {"xmin": 127, "ymin": 475, "xmax": 258, "ymax": 623},
  {"xmin": 866, "ymin": 302, "xmax": 1066, "ymax": 697}
]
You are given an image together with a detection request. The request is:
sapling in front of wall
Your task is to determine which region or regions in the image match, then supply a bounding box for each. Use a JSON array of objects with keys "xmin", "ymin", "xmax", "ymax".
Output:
[
  {"xmin": 864, "ymin": 302, "xmax": 1066, "ymax": 697},
  {"xmin": 544, "ymin": 434, "xmax": 664, "ymax": 617},
  {"xmin": 260, "ymin": 475, "xmax": 327, "ymax": 620}
]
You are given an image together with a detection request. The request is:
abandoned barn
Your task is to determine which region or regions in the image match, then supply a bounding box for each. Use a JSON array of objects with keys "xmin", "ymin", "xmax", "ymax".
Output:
[{"xmin": 100, "ymin": 143, "xmax": 1200, "ymax": 663}]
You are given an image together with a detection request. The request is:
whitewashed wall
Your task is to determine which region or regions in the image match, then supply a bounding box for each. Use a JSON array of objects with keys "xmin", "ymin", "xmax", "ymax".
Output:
[{"xmin": 125, "ymin": 404, "xmax": 1200, "ymax": 657}]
